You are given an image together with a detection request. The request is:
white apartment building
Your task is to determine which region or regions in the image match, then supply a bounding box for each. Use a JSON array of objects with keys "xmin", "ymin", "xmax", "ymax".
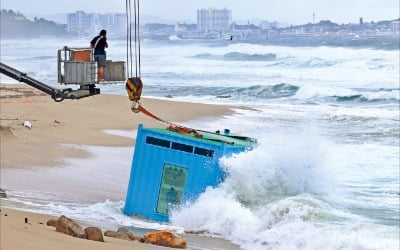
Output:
[
  {"xmin": 67, "ymin": 11, "xmax": 95, "ymax": 33},
  {"xmin": 390, "ymin": 20, "xmax": 400, "ymax": 32},
  {"xmin": 197, "ymin": 8, "xmax": 232, "ymax": 32},
  {"xmin": 67, "ymin": 11, "xmax": 126, "ymax": 36},
  {"xmin": 113, "ymin": 14, "xmax": 127, "ymax": 35}
]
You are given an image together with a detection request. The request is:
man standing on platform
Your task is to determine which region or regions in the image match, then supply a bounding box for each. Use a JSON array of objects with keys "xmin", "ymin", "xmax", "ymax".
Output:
[{"xmin": 90, "ymin": 29, "xmax": 108, "ymax": 82}]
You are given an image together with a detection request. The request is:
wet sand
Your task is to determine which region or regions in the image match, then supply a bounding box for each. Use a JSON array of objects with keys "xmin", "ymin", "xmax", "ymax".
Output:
[{"xmin": 0, "ymin": 84, "xmax": 232, "ymax": 168}]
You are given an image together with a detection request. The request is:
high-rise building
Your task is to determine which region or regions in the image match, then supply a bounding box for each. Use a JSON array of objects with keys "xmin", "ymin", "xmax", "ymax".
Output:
[
  {"xmin": 99, "ymin": 14, "xmax": 114, "ymax": 31},
  {"xmin": 197, "ymin": 8, "xmax": 232, "ymax": 32},
  {"xmin": 67, "ymin": 11, "xmax": 95, "ymax": 34},
  {"xmin": 390, "ymin": 20, "xmax": 400, "ymax": 32},
  {"xmin": 67, "ymin": 11, "xmax": 126, "ymax": 36},
  {"xmin": 113, "ymin": 14, "xmax": 127, "ymax": 35}
]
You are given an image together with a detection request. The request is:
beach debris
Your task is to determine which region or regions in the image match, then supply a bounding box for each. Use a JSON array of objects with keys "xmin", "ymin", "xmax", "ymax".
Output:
[
  {"xmin": 55, "ymin": 215, "xmax": 86, "ymax": 239},
  {"xmin": 117, "ymin": 227, "xmax": 144, "ymax": 242},
  {"xmin": 144, "ymin": 230, "xmax": 187, "ymax": 249},
  {"xmin": 85, "ymin": 227, "xmax": 104, "ymax": 242},
  {"xmin": 0, "ymin": 188, "xmax": 6, "ymax": 198},
  {"xmin": 184, "ymin": 230, "xmax": 207, "ymax": 235},
  {"xmin": 23, "ymin": 120, "xmax": 32, "ymax": 129},
  {"xmin": 46, "ymin": 218, "xmax": 57, "ymax": 227},
  {"xmin": 104, "ymin": 230, "xmax": 130, "ymax": 241},
  {"xmin": 216, "ymin": 95, "xmax": 231, "ymax": 99}
]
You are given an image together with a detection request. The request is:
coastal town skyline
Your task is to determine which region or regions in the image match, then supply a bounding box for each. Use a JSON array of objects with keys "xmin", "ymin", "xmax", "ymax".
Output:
[{"xmin": 1, "ymin": 0, "xmax": 399, "ymax": 25}]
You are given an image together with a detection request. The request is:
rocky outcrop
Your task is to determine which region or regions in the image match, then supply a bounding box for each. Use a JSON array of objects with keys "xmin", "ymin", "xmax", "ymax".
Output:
[
  {"xmin": 85, "ymin": 227, "xmax": 104, "ymax": 242},
  {"xmin": 55, "ymin": 215, "xmax": 86, "ymax": 239},
  {"xmin": 0, "ymin": 188, "xmax": 7, "ymax": 198},
  {"xmin": 144, "ymin": 230, "xmax": 187, "ymax": 249},
  {"xmin": 104, "ymin": 230, "xmax": 130, "ymax": 241},
  {"xmin": 117, "ymin": 227, "xmax": 144, "ymax": 242},
  {"xmin": 46, "ymin": 219, "xmax": 57, "ymax": 227}
]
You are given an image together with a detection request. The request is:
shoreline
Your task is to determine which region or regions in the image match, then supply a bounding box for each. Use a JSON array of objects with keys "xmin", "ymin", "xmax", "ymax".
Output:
[
  {"xmin": 0, "ymin": 84, "xmax": 240, "ymax": 249},
  {"xmin": 0, "ymin": 208, "xmax": 240, "ymax": 250}
]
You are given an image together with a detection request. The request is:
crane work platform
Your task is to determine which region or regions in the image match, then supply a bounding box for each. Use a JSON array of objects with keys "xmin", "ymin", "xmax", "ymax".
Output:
[
  {"xmin": 0, "ymin": 46, "xmax": 125, "ymax": 102},
  {"xmin": 57, "ymin": 46, "xmax": 125, "ymax": 85}
]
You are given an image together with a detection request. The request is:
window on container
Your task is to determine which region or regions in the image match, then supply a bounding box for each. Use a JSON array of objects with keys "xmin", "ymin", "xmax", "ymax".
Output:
[
  {"xmin": 146, "ymin": 136, "xmax": 171, "ymax": 148},
  {"xmin": 194, "ymin": 147, "xmax": 214, "ymax": 158},
  {"xmin": 171, "ymin": 142, "xmax": 193, "ymax": 153}
]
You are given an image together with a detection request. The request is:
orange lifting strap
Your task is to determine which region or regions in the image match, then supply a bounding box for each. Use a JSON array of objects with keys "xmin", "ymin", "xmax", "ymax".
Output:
[
  {"xmin": 136, "ymin": 104, "xmax": 203, "ymax": 139},
  {"xmin": 126, "ymin": 77, "xmax": 143, "ymax": 101},
  {"xmin": 167, "ymin": 125, "xmax": 203, "ymax": 138}
]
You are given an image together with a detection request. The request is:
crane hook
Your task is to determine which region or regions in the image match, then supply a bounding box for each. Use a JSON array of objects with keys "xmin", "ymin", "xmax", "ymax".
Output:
[{"xmin": 131, "ymin": 100, "xmax": 140, "ymax": 113}]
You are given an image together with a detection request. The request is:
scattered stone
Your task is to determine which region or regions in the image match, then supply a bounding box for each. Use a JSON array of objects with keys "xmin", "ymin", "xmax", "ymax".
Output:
[
  {"xmin": 5, "ymin": 214, "xmax": 7, "ymax": 216},
  {"xmin": 55, "ymin": 215, "xmax": 86, "ymax": 239},
  {"xmin": 25, "ymin": 218, "xmax": 28, "ymax": 223},
  {"xmin": 39, "ymin": 222, "xmax": 43, "ymax": 225},
  {"xmin": 104, "ymin": 231, "xmax": 130, "ymax": 241},
  {"xmin": 46, "ymin": 219, "xmax": 57, "ymax": 227},
  {"xmin": 54, "ymin": 120, "xmax": 60, "ymax": 124},
  {"xmin": 144, "ymin": 230, "xmax": 187, "ymax": 249},
  {"xmin": 117, "ymin": 227, "xmax": 144, "ymax": 242},
  {"xmin": 0, "ymin": 188, "xmax": 7, "ymax": 198},
  {"xmin": 85, "ymin": 227, "xmax": 104, "ymax": 242}
]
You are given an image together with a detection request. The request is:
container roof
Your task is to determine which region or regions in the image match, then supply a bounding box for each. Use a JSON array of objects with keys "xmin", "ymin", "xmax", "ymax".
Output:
[{"xmin": 147, "ymin": 127, "xmax": 256, "ymax": 148}]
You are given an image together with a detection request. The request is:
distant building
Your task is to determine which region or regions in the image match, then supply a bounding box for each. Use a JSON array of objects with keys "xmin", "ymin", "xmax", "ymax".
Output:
[
  {"xmin": 359, "ymin": 17, "xmax": 363, "ymax": 25},
  {"xmin": 144, "ymin": 23, "xmax": 174, "ymax": 33},
  {"xmin": 99, "ymin": 14, "xmax": 114, "ymax": 31},
  {"xmin": 259, "ymin": 20, "xmax": 278, "ymax": 30},
  {"xmin": 175, "ymin": 23, "xmax": 197, "ymax": 32},
  {"xmin": 197, "ymin": 8, "xmax": 232, "ymax": 32},
  {"xmin": 67, "ymin": 11, "xmax": 95, "ymax": 34},
  {"xmin": 390, "ymin": 20, "xmax": 400, "ymax": 31},
  {"xmin": 113, "ymin": 14, "xmax": 126, "ymax": 35},
  {"xmin": 67, "ymin": 11, "xmax": 126, "ymax": 36}
]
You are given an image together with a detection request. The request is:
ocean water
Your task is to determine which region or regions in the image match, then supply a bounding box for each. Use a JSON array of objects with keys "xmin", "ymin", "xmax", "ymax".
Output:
[{"xmin": 1, "ymin": 37, "xmax": 399, "ymax": 249}]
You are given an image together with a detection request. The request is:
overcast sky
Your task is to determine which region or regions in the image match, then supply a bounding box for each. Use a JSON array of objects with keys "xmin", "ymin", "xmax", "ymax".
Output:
[{"xmin": 1, "ymin": 0, "xmax": 399, "ymax": 24}]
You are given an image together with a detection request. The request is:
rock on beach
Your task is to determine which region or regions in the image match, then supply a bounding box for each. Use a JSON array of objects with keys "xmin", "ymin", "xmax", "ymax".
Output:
[
  {"xmin": 144, "ymin": 230, "xmax": 187, "ymax": 249},
  {"xmin": 55, "ymin": 215, "xmax": 86, "ymax": 239}
]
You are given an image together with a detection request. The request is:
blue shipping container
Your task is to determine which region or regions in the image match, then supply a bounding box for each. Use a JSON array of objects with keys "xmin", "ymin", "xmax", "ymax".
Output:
[{"xmin": 124, "ymin": 124, "xmax": 255, "ymax": 222}]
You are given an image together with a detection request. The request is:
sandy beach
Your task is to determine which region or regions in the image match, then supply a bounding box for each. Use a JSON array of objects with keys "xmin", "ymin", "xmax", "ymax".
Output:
[{"xmin": 0, "ymin": 84, "xmax": 239, "ymax": 250}]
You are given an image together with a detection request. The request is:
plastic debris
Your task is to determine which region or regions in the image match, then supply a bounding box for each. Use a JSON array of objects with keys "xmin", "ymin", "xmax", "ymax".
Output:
[{"xmin": 23, "ymin": 121, "xmax": 32, "ymax": 129}]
